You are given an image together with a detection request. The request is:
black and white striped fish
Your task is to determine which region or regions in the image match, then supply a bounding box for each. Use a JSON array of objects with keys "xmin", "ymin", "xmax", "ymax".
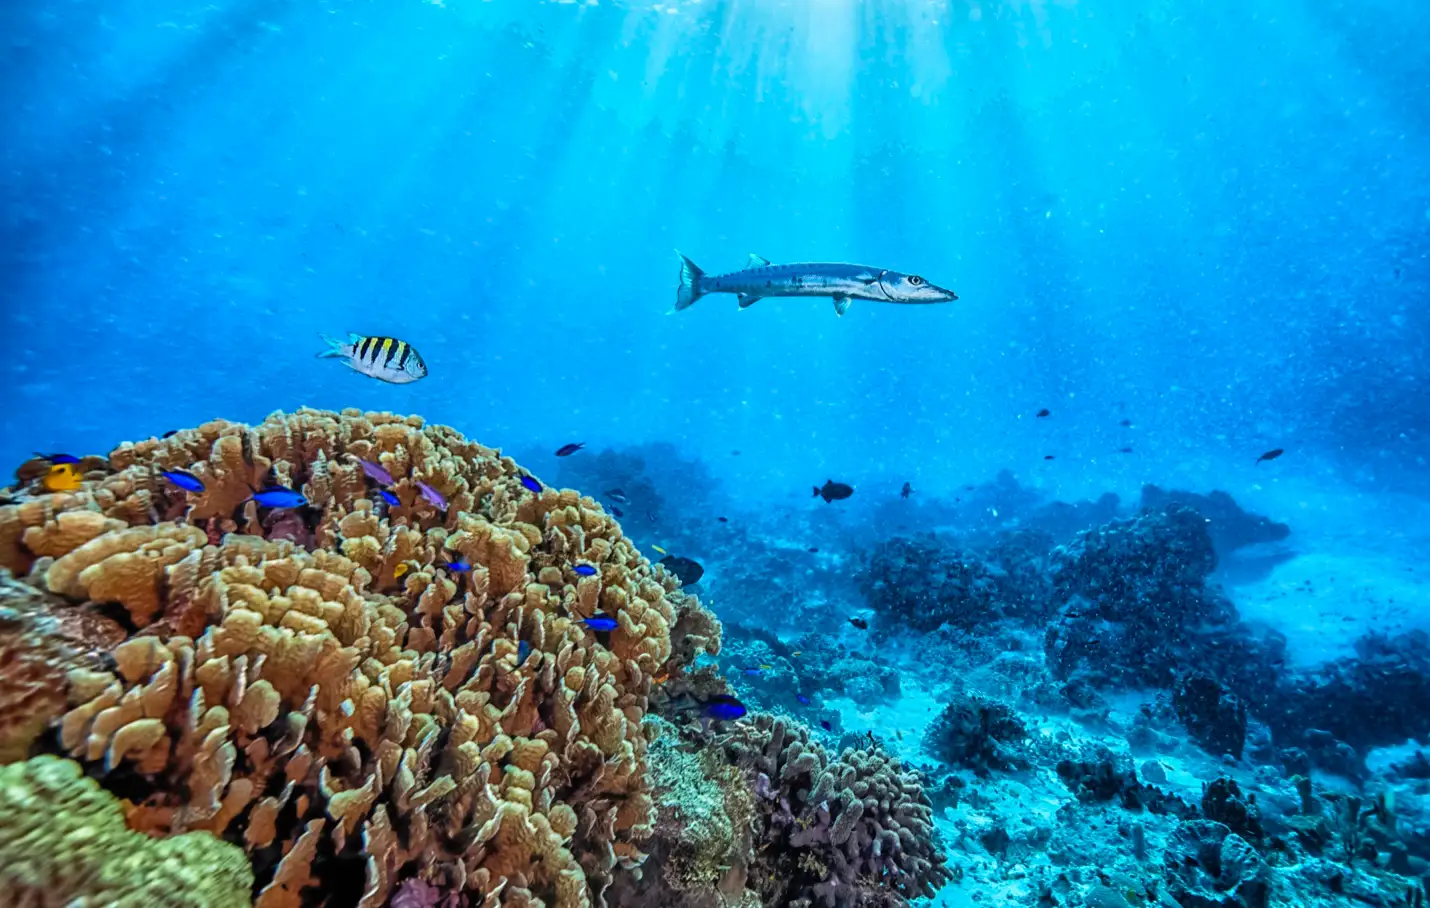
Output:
[{"xmin": 318, "ymin": 334, "xmax": 428, "ymax": 384}]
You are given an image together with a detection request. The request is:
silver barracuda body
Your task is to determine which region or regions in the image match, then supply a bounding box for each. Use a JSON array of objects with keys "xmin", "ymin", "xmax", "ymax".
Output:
[{"xmin": 674, "ymin": 252, "xmax": 957, "ymax": 316}]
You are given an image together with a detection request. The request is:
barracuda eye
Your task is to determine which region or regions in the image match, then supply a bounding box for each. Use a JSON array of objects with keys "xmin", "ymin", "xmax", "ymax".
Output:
[{"xmin": 908, "ymin": 275, "xmax": 924, "ymax": 286}]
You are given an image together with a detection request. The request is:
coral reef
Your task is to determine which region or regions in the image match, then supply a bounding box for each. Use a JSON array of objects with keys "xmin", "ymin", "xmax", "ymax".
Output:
[
  {"xmin": 0, "ymin": 408, "xmax": 713, "ymax": 907},
  {"xmin": 0, "ymin": 754, "xmax": 254, "ymax": 906},
  {"xmin": 1173, "ymin": 674, "xmax": 1249, "ymax": 761},
  {"xmin": 720, "ymin": 713, "xmax": 951, "ymax": 908},
  {"xmin": 922, "ymin": 688, "xmax": 1028, "ymax": 777},
  {"xmin": 858, "ymin": 532, "xmax": 1054, "ymax": 634},
  {"xmin": 1043, "ymin": 505, "xmax": 1284, "ymax": 697},
  {"xmin": 1138, "ymin": 485, "xmax": 1290, "ymax": 557},
  {"xmin": 0, "ymin": 573, "xmax": 124, "ymax": 763}
]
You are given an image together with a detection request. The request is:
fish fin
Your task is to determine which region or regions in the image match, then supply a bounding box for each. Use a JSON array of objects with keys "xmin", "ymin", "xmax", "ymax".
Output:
[
  {"xmin": 316, "ymin": 333, "xmax": 349, "ymax": 358},
  {"xmin": 746, "ymin": 253, "xmax": 771, "ymax": 268},
  {"xmin": 674, "ymin": 250, "xmax": 706, "ymax": 311},
  {"xmin": 812, "ymin": 486, "xmax": 821, "ymax": 498},
  {"xmin": 737, "ymin": 293, "xmax": 763, "ymax": 309},
  {"xmin": 832, "ymin": 295, "xmax": 853, "ymax": 316}
]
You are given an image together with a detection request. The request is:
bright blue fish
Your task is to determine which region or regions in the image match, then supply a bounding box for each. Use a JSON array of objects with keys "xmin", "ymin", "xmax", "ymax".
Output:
[
  {"xmin": 703, "ymin": 694, "xmax": 747, "ymax": 722},
  {"xmin": 573, "ymin": 564, "xmax": 597, "ymax": 577},
  {"xmin": 39, "ymin": 452, "xmax": 81, "ymax": 465},
  {"xmin": 796, "ymin": 694, "xmax": 811, "ymax": 705},
  {"xmin": 252, "ymin": 486, "xmax": 307, "ymax": 509},
  {"xmin": 521, "ymin": 475, "xmax": 542, "ymax": 494},
  {"xmin": 583, "ymin": 614, "xmax": 619, "ymax": 632},
  {"xmin": 161, "ymin": 470, "xmax": 205, "ymax": 493},
  {"xmin": 741, "ymin": 667, "xmax": 762, "ymax": 676},
  {"xmin": 376, "ymin": 489, "xmax": 400, "ymax": 507},
  {"xmin": 517, "ymin": 640, "xmax": 531, "ymax": 665},
  {"xmin": 441, "ymin": 559, "xmax": 472, "ymax": 573}
]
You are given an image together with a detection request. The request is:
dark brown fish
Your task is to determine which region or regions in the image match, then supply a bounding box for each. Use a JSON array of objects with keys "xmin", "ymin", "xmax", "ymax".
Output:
[
  {"xmin": 555, "ymin": 443, "xmax": 585, "ymax": 457},
  {"xmin": 1255, "ymin": 448, "xmax": 1284, "ymax": 465},
  {"xmin": 814, "ymin": 480, "xmax": 853, "ymax": 503},
  {"xmin": 1036, "ymin": 408, "xmax": 1051, "ymax": 418},
  {"xmin": 849, "ymin": 617, "xmax": 868, "ymax": 630}
]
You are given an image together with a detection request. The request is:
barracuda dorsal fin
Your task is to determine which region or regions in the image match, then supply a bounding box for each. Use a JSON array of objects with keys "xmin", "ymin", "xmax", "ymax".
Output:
[
  {"xmin": 738, "ymin": 294, "xmax": 763, "ymax": 309},
  {"xmin": 746, "ymin": 253, "xmax": 771, "ymax": 269},
  {"xmin": 832, "ymin": 295, "xmax": 852, "ymax": 316}
]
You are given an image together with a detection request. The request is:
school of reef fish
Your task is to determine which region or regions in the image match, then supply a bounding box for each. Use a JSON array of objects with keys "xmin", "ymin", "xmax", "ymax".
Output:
[{"xmin": 2, "ymin": 409, "xmax": 1430, "ymax": 908}]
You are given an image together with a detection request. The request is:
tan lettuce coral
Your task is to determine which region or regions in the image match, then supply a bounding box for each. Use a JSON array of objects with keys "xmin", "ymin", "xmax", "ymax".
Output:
[{"xmin": 0, "ymin": 408, "xmax": 702, "ymax": 907}]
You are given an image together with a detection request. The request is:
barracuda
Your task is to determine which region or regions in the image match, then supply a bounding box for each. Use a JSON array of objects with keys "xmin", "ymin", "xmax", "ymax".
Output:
[{"xmin": 673, "ymin": 252, "xmax": 958, "ymax": 317}]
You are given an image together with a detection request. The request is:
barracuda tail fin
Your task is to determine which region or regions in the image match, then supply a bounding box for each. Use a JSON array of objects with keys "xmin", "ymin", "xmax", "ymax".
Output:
[{"xmin": 674, "ymin": 251, "xmax": 706, "ymax": 312}]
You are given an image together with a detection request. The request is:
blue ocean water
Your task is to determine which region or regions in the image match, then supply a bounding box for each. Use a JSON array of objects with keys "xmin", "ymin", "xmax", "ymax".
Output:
[{"xmin": 5, "ymin": 1, "xmax": 1430, "ymax": 906}]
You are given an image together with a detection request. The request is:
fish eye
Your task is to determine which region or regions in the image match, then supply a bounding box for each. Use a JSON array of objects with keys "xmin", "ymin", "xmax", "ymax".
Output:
[{"xmin": 908, "ymin": 275, "xmax": 924, "ymax": 285}]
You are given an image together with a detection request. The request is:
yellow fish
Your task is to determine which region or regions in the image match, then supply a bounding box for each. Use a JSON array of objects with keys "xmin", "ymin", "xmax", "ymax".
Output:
[
  {"xmin": 760, "ymin": 664, "xmax": 772, "ymax": 671},
  {"xmin": 394, "ymin": 563, "xmax": 412, "ymax": 580},
  {"xmin": 652, "ymin": 545, "xmax": 667, "ymax": 555},
  {"xmin": 41, "ymin": 463, "xmax": 83, "ymax": 492},
  {"xmin": 792, "ymin": 651, "xmax": 802, "ymax": 658}
]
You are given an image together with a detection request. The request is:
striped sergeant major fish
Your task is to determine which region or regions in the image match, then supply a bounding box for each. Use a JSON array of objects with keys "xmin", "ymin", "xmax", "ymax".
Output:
[
  {"xmin": 674, "ymin": 252, "xmax": 958, "ymax": 317},
  {"xmin": 317, "ymin": 334, "xmax": 428, "ymax": 384}
]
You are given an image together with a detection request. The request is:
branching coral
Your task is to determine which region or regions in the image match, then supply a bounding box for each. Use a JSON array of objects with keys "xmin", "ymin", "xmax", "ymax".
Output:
[
  {"xmin": 0, "ymin": 754, "xmax": 253, "ymax": 906},
  {"xmin": 0, "ymin": 407, "xmax": 707, "ymax": 907},
  {"xmin": 721, "ymin": 714, "xmax": 950, "ymax": 908}
]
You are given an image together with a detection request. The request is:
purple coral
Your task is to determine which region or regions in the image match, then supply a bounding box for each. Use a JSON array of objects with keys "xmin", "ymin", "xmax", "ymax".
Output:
[{"xmin": 724, "ymin": 714, "xmax": 950, "ymax": 908}]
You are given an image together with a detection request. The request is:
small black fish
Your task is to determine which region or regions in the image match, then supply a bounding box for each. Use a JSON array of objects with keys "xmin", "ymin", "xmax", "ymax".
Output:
[
  {"xmin": 555, "ymin": 443, "xmax": 585, "ymax": 457},
  {"xmin": 849, "ymin": 617, "xmax": 868, "ymax": 630},
  {"xmin": 731, "ymin": 450, "xmax": 741, "ymax": 456},
  {"xmin": 659, "ymin": 555, "xmax": 704, "ymax": 587},
  {"xmin": 717, "ymin": 516, "xmax": 728, "ymax": 523},
  {"xmin": 1118, "ymin": 447, "xmax": 1133, "ymax": 454},
  {"xmin": 808, "ymin": 547, "xmax": 819, "ymax": 553},
  {"xmin": 900, "ymin": 482, "xmax": 913, "ymax": 499},
  {"xmin": 161, "ymin": 430, "xmax": 179, "ymax": 438},
  {"xmin": 611, "ymin": 506, "xmax": 624, "ymax": 517},
  {"xmin": 820, "ymin": 720, "xmax": 832, "ymax": 730},
  {"xmin": 1255, "ymin": 448, "xmax": 1284, "ymax": 465},
  {"xmin": 1044, "ymin": 455, "xmax": 1056, "ymax": 460},
  {"xmin": 1119, "ymin": 419, "xmax": 1132, "ymax": 427},
  {"xmin": 814, "ymin": 479, "xmax": 853, "ymax": 503},
  {"xmin": 603, "ymin": 488, "xmax": 629, "ymax": 503},
  {"xmin": 1036, "ymin": 408, "xmax": 1051, "ymax": 418}
]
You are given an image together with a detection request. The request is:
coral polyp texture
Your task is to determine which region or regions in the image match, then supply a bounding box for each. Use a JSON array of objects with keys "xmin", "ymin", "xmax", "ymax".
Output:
[{"xmin": 0, "ymin": 408, "xmax": 714, "ymax": 908}]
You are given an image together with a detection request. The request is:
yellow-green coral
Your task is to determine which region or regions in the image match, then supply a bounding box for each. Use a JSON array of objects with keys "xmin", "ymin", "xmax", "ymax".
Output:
[{"xmin": 0, "ymin": 754, "xmax": 253, "ymax": 907}]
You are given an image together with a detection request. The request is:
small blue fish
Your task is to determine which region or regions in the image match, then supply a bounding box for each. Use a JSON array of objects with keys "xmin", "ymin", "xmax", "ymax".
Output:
[
  {"xmin": 796, "ymin": 694, "xmax": 811, "ymax": 705},
  {"xmin": 376, "ymin": 488, "xmax": 400, "ymax": 507},
  {"xmin": 161, "ymin": 470, "xmax": 205, "ymax": 493},
  {"xmin": 583, "ymin": 614, "xmax": 619, "ymax": 632},
  {"xmin": 573, "ymin": 564, "xmax": 597, "ymax": 577},
  {"xmin": 440, "ymin": 559, "xmax": 472, "ymax": 573},
  {"xmin": 517, "ymin": 640, "xmax": 531, "ymax": 665},
  {"xmin": 161, "ymin": 430, "xmax": 178, "ymax": 439},
  {"xmin": 741, "ymin": 667, "xmax": 762, "ymax": 676},
  {"xmin": 521, "ymin": 475, "xmax": 542, "ymax": 494},
  {"xmin": 39, "ymin": 452, "xmax": 81, "ymax": 465},
  {"xmin": 703, "ymin": 694, "xmax": 747, "ymax": 722},
  {"xmin": 820, "ymin": 720, "xmax": 832, "ymax": 730},
  {"xmin": 251, "ymin": 486, "xmax": 307, "ymax": 509}
]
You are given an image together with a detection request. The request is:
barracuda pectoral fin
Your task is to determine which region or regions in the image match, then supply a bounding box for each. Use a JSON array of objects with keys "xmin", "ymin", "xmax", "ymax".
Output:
[
  {"xmin": 737, "ymin": 294, "xmax": 763, "ymax": 309},
  {"xmin": 746, "ymin": 253, "xmax": 771, "ymax": 268},
  {"xmin": 832, "ymin": 295, "xmax": 853, "ymax": 316}
]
